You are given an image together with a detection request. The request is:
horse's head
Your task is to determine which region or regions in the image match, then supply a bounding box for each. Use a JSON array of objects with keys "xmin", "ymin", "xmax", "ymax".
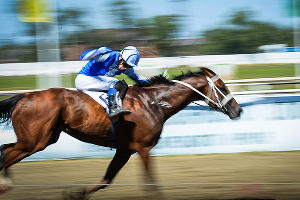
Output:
[{"xmin": 200, "ymin": 67, "xmax": 243, "ymax": 119}]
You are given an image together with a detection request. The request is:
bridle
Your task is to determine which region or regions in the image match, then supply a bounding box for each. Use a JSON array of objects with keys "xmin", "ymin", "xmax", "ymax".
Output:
[{"xmin": 171, "ymin": 74, "xmax": 233, "ymax": 112}]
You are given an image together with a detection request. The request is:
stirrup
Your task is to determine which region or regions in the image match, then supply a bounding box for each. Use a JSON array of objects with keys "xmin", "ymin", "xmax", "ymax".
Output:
[{"xmin": 108, "ymin": 109, "xmax": 131, "ymax": 119}]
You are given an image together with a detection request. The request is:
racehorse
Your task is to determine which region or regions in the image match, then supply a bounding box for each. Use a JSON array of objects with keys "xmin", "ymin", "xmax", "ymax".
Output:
[{"xmin": 0, "ymin": 67, "xmax": 242, "ymax": 199}]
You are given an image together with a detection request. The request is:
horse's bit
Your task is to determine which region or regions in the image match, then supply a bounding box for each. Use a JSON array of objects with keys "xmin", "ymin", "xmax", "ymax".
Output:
[{"xmin": 171, "ymin": 75, "xmax": 233, "ymax": 112}]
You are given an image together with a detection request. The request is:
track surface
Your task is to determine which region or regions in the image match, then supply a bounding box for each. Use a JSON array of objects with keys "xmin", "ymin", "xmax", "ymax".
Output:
[{"xmin": 1, "ymin": 151, "xmax": 300, "ymax": 200}]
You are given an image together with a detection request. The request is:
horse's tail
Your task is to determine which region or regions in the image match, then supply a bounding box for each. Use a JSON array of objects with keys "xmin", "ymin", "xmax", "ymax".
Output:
[{"xmin": 0, "ymin": 94, "xmax": 25, "ymax": 125}]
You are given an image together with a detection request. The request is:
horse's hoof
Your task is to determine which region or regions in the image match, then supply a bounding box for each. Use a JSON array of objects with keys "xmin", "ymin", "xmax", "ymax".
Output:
[
  {"xmin": 0, "ymin": 177, "xmax": 12, "ymax": 196},
  {"xmin": 0, "ymin": 185, "xmax": 11, "ymax": 196},
  {"xmin": 63, "ymin": 187, "xmax": 90, "ymax": 200}
]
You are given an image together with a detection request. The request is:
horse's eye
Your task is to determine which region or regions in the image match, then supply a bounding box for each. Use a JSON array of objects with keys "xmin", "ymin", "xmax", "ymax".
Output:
[{"xmin": 220, "ymin": 86, "xmax": 227, "ymax": 94}]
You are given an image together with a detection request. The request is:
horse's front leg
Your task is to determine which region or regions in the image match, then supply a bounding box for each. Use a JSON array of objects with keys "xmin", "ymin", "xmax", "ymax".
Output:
[
  {"xmin": 138, "ymin": 147, "xmax": 163, "ymax": 198},
  {"xmin": 65, "ymin": 149, "xmax": 132, "ymax": 199},
  {"xmin": 138, "ymin": 148, "xmax": 154, "ymax": 183},
  {"xmin": 86, "ymin": 149, "xmax": 132, "ymax": 194}
]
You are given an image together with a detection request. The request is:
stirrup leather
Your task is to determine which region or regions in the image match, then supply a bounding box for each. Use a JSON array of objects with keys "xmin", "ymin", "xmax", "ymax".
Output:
[{"xmin": 108, "ymin": 95, "xmax": 131, "ymax": 118}]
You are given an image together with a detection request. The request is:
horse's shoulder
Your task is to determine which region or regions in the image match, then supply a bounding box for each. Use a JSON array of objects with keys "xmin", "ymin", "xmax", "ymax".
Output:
[{"xmin": 126, "ymin": 85, "xmax": 145, "ymax": 96}]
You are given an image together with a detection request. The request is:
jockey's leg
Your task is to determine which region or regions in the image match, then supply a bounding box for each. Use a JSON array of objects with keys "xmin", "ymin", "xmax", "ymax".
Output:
[
  {"xmin": 113, "ymin": 79, "xmax": 129, "ymax": 99},
  {"xmin": 107, "ymin": 80, "xmax": 131, "ymax": 118},
  {"xmin": 75, "ymin": 74, "xmax": 131, "ymax": 118}
]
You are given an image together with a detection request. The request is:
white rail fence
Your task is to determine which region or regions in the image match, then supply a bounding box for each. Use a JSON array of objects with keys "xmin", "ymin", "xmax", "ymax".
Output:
[
  {"xmin": 227, "ymin": 76, "xmax": 300, "ymax": 95},
  {"xmin": 0, "ymin": 51, "xmax": 300, "ymax": 91},
  {"xmin": 0, "ymin": 52, "xmax": 300, "ymax": 76},
  {"xmin": 0, "ymin": 76, "xmax": 300, "ymax": 95}
]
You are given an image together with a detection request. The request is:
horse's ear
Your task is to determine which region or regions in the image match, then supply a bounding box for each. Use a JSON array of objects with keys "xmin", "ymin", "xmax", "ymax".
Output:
[{"xmin": 200, "ymin": 67, "xmax": 216, "ymax": 76}]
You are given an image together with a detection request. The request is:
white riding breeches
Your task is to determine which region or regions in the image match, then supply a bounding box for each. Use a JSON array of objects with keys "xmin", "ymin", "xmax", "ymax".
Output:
[{"xmin": 75, "ymin": 74, "xmax": 119, "ymax": 92}]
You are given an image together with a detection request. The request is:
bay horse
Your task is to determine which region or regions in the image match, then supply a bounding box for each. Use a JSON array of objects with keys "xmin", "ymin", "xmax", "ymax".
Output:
[{"xmin": 0, "ymin": 67, "xmax": 242, "ymax": 199}]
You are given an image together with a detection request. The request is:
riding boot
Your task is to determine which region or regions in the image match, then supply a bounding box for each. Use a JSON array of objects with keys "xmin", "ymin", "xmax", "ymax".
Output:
[{"xmin": 108, "ymin": 94, "xmax": 131, "ymax": 118}]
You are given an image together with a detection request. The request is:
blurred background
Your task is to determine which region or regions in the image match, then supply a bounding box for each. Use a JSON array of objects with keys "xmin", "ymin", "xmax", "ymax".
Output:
[
  {"xmin": 0, "ymin": 0, "xmax": 299, "ymax": 158},
  {"xmin": 0, "ymin": 0, "xmax": 300, "ymax": 90},
  {"xmin": 0, "ymin": 0, "xmax": 299, "ymax": 155},
  {"xmin": 0, "ymin": 0, "xmax": 300, "ymax": 89},
  {"xmin": 1, "ymin": 1, "xmax": 300, "ymax": 199},
  {"xmin": 0, "ymin": 0, "xmax": 298, "ymax": 60}
]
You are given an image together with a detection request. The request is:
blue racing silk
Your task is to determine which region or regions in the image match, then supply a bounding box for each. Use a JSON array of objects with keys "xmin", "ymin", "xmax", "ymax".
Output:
[{"xmin": 78, "ymin": 46, "xmax": 148, "ymax": 84}]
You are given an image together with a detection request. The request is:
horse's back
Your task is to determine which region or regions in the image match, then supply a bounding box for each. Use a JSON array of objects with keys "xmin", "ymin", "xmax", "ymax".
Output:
[
  {"xmin": 12, "ymin": 88, "xmax": 110, "ymax": 134},
  {"xmin": 12, "ymin": 88, "xmax": 67, "ymax": 122},
  {"xmin": 59, "ymin": 88, "xmax": 110, "ymax": 129}
]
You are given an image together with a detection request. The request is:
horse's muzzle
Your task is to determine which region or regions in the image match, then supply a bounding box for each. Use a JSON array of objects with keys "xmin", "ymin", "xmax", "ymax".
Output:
[
  {"xmin": 227, "ymin": 106, "xmax": 243, "ymax": 120},
  {"xmin": 224, "ymin": 100, "xmax": 243, "ymax": 120}
]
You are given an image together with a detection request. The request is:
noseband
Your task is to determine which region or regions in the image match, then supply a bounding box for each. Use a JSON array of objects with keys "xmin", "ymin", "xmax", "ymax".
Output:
[{"xmin": 171, "ymin": 75, "xmax": 233, "ymax": 112}]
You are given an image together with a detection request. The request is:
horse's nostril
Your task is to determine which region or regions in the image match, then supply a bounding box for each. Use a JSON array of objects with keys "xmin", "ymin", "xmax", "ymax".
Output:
[{"xmin": 239, "ymin": 108, "xmax": 243, "ymax": 114}]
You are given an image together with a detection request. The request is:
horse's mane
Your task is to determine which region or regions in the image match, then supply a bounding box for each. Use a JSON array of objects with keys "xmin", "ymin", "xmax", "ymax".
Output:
[{"xmin": 135, "ymin": 68, "xmax": 206, "ymax": 87}]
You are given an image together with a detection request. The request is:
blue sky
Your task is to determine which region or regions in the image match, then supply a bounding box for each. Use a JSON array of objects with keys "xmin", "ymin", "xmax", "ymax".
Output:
[
  {"xmin": 59, "ymin": 0, "xmax": 293, "ymax": 35},
  {"xmin": 0, "ymin": 0, "xmax": 295, "ymax": 44}
]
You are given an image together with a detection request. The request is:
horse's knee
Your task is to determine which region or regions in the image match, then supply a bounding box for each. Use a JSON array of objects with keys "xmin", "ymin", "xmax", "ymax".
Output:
[
  {"xmin": 0, "ymin": 149, "xmax": 7, "ymax": 171},
  {"xmin": 0, "ymin": 143, "xmax": 15, "ymax": 162},
  {"xmin": 99, "ymin": 178, "xmax": 110, "ymax": 190}
]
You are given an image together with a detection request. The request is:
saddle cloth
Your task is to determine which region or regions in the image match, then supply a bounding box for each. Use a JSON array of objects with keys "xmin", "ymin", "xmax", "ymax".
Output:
[{"xmin": 83, "ymin": 91, "xmax": 122, "ymax": 114}]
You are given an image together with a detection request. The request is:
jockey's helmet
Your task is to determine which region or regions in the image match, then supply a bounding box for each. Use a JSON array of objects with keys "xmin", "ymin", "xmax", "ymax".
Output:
[{"xmin": 120, "ymin": 46, "xmax": 140, "ymax": 68}]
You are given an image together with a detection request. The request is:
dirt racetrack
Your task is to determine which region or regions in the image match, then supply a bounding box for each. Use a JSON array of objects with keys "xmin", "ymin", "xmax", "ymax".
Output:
[{"xmin": 1, "ymin": 151, "xmax": 300, "ymax": 200}]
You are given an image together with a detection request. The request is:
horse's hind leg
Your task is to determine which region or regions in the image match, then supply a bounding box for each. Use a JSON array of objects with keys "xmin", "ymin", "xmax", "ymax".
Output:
[
  {"xmin": 0, "ymin": 143, "xmax": 17, "ymax": 179},
  {"xmin": 0, "ymin": 126, "xmax": 60, "ymax": 196},
  {"xmin": 1, "ymin": 129, "xmax": 60, "ymax": 170},
  {"xmin": 0, "ymin": 143, "xmax": 16, "ymax": 152},
  {"xmin": 0, "ymin": 119, "xmax": 61, "ymax": 194},
  {"xmin": 0, "ymin": 143, "xmax": 16, "ymax": 170},
  {"xmin": 0, "ymin": 143, "xmax": 18, "ymax": 195}
]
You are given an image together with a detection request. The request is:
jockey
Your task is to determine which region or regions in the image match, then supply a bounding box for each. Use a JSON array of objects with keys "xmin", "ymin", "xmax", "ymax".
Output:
[{"xmin": 75, "ymin": 46, "xmax": 148, "ymax": 118}]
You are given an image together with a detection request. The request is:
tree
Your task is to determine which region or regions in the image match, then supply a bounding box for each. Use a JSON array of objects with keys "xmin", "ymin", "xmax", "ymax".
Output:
[
  {"xmin": 200, "ymin": 10, "xmax": 293, "ymax": 54},
  {"xmin": 107, "ymin": 0, "xmax": 135, "ymax": 28},
  {"xmin": 57, "ymin": 9, "xmax": 88, "ymax": 35},
  {"xmin": 137, "ymin": 15, "xmax": 180, "ymax": 56}
]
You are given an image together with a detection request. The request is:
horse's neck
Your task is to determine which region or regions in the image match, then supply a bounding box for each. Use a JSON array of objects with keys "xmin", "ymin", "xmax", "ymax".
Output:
[{"xmin": 149, "ymin": 84, "xmax": 195, "ymax": 121}]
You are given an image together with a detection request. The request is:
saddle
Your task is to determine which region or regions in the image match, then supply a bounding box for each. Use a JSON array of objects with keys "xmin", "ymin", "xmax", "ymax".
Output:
[
  {"xmin": 83, "ymin": 80, "xmax": 129, "ymax": 148},
  {"xmin": 83, "ymin": 80, "xmax": 128, "ymax": 115}
]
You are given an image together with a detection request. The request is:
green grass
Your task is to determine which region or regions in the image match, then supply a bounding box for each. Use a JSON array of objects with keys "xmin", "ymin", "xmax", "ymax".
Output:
[
  {"xmin": 61, "ymin": 74, "xmax": 77, "ymax": 88},
  {"xmin": 0, "ymin": 76, "xmax": 37, "ymax": 90},
  {"xmin": 0, "ymin": 95, "xmax": 13, "ymax": 101},
  {"xmin": 235, "ymin": 63, "xmax": 295, "ymax": 79},
  {"xmin": 0, "ymin": 74, "xmax": 79, "ymax": 91},
  {"xmin": 235, "ymin": 64, "xmax": 297, "ymax": 91}
]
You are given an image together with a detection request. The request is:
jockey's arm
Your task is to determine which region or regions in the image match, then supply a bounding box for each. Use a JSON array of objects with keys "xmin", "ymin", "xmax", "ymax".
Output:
[
  {"xmin": 125, "ymin": 68, "xmax": 149, "ymax": 84},
  {"xmin": 80, "ymin": 47, "xmax": 112, "ymax": 61}
]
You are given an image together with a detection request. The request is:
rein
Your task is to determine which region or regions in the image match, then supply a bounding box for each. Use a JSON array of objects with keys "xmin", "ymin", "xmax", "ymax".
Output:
[{"xmin": 171, "ymin": 75, "xmax": 233, "ymax": 111}]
